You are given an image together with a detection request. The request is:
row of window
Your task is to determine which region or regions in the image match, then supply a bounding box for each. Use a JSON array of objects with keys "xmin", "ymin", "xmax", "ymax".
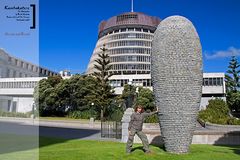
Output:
[
  {"xmin": 110, "ymin": 55, "xmax": 151, "ymax": 63},
  {"xmin": 7, "ymin": 57, "xmax": 57, "ymax": 76},
  {"xmin": 203, "ymin": 77, "xmax": 224, "ymax": 86},
  {"xmin": 110, "ymin": 79, "xmax": 152, "ymax": 87},
  {"xmin": 105, "ymin": 40, "xmax": 152, "ymax": 48},
  {"xmin": 6, "ymin": 68, "xmax": 57, "ymax": 78},
  {"xmin": 116, "ymin": 14, "xmax": 138, "ymax": 22},
  {"xmin": 99, "ymin": 28, "xmax": 154, "ymax": 38},
  {"xmin": 110, "ymin": 78, "xmax": 224, "ymax": 88},
  {"xmin": 108, "ymin": 70, "xmax": 151, "ymax": 75},
  {"xmin": 0, "ymin": 81, "xmax": 38, "ymax": 88},
  {"xmin": 110, "ymin": 79, "xmax": 129, "ymax": 87},
  {"xmin": 7, "ymin": 69, "xmax": 32, "ymax": 78},
  {"xmin": 8, "ymin": 57, "xmax": 38, "ymax": 72},
  {"xmin": 111, "ymin": 64, "xmax": 151, "ymax": 71},
  {"xmin": 132, "ymin": 79, "xmax": 151, "ymax": 87},
  {"xmin": 103, "ymin": 33, "xmax": 153, "ymax": 41},
  {"xmin": 107, "ymin": 48, "xmax": 151, "ymax": 55}
]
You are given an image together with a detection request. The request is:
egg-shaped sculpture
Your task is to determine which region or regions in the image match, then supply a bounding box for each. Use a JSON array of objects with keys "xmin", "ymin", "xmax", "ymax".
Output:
[{"xmin": 151, "ymin": 15, "xmax": 202, "ymax": 153}]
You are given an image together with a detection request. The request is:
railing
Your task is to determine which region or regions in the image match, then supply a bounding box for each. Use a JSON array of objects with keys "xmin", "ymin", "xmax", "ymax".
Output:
[{"xmin": 101, "ymin": 121, "xmax": 122, "ymax": 139}]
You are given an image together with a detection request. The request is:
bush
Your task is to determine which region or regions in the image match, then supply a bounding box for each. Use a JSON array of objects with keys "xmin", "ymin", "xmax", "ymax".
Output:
[
  {"xmin": 107, "ymin": 109, "xmax": 124, "ymax": 121},
  {"xmin": 198, "ymin": 98, "xmax": 240, "ymax": 125},
  {"xmin": 144, "ymin": 114, "xmax": 159, "ymax": 123},
  {"xmin": 0, "ymin": 110, "xmax": 31, "ymax": 118},
  {"xmin": 68, "ymin": 110, "xmax": 97, "ymax": 119}
]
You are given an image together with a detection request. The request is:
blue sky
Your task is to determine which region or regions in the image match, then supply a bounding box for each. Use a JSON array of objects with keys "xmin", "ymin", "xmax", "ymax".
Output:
[
  {"xmin": 1, "ymin": 0, "xmax": 240, "ymax": 74},
  {"xmin": 0, "ymin": 0, "xmax": 39, "ymax": 64}
]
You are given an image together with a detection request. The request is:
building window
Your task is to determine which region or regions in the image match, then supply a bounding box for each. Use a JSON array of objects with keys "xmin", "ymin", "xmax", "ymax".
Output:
[
  {"xmin": 143, "ymin": 29, "xmax": 149, "ymax": 32},
  {"xmin": 117, "ymin": 14, "xmax": 138, "ymax": 22},
  {"xmin": 128, "ymin": 28, "xmax": 134, "ymax": 31},
  {"xmin": 114, "ymin": 30, "xmax": 119, "ymax": 33},
  {"xmin": 135, "ymin": 28, "xmax": 142, "ymax": 32},
  {"xmin": 203, "ymin": 77, "xmax": 223, "ymax": 86},
  {"xmin": 13, "ymin": 70, "xmax": 16, "ymax": 78},
  {"xmin": 121, "ymin": 28, "xmax": 127, "ymax": 32}
]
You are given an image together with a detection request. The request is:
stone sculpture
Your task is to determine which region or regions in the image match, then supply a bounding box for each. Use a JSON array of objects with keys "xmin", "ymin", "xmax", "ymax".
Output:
[{"xmin": 151, "ymin": 15, "xmax": 203, "ymax": 153}]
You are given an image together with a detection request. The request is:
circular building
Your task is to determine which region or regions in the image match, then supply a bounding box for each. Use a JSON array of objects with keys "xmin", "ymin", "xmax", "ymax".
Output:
[{"xmin": 86, "ymin": 12, "xmax": 160, "ymax": 94}]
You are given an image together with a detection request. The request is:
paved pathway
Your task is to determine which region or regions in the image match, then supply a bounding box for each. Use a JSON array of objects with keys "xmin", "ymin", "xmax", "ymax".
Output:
[{"xmin": 0, "ymin": 117, "xmax": 119, "ymax": 141}]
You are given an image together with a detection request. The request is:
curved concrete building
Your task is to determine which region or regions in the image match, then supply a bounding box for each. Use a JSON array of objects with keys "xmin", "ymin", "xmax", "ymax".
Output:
[{"xmin": 86, "ymin": 12, "xmax": 160, "ymax": 93}]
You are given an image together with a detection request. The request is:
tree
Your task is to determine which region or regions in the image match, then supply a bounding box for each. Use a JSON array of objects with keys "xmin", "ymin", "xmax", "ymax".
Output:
[
  {"xmin": 225, "ymin": 56, "xmax": 240, "ymax": 92},
  {"xmin": 34, "ymin": 75, "xmax": 63, "ymax": 116},
  {"xmin": 135, "ymin": 87, "xmax": 155, "ymax": 111},
  {"xmin": 34, "ymin": 74, "xmax": 102, "ymax": 117},
  {"xmin": 93, "ymin": 44, "xmax": 114, "ymax": 120},
  {"xmin": 225, "ymin": 56, "xmax": 240, "ymax": 113},
  {"xmin": 117, "ymin": 84, "xmax": 136, "ymax": 109},
  {"xmin": 227, "ymin": 92, "xmax": 240, "ymax": 113},
  {"xmin": 117, "ymin": 85, "xmax": 156, "ymax": 111}
]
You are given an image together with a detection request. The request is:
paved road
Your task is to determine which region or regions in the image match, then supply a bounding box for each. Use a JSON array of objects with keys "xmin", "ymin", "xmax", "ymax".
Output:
[
  {"xmin": 0, "ymin": 117, "xmax": 206, "ymax": 141},
  {"xmin": 0, "ymin": 118, "xmax": 119, "ymax": 141},
  {"xmin": 40, "ymin": 126, "xmax": 101, "ymax": 140}
]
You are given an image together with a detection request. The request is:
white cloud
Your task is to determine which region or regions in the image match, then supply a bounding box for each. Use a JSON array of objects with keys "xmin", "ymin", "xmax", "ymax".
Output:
[{"xmin": 204, "ymin": 47, "xmax": 240, "ymax": 60}]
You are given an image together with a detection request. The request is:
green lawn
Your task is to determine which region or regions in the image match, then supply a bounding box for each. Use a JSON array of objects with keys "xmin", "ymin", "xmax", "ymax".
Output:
[
  {"xmin": 0, "ymin": 135, "xmax": 239, "ymax": 160},
  {"xmin": 0, "ymin": 134, "xmax": 38, "ymax": 160},
  {"xmin": 39, "ymin": 137, "xmax": 240, "ymax": 160}
]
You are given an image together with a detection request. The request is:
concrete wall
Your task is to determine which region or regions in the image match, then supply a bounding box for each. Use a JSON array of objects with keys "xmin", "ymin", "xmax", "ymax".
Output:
[
  {"xmin": 0, "ymin": 96, "xmax": 12, "ymax": 112},
  {"xmin": 205, "ymin": 122, "xmax": 240, "ymax": 132},
  {"xmin": 13, "ymin": 97, "xmax": 34, "ymax": 113},
  {"xmin": 130, "ymin": 123, "xmax": 240, "ymax": 145}
]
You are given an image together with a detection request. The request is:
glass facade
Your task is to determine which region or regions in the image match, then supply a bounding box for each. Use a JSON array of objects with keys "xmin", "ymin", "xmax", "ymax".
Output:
[
  {"xmin": 87, "ymin": 27, "xmax": 154, "ymax": 75},
  {"xmin": 87, "ymin": 12, "xmax": 160, "ymax": 89}
]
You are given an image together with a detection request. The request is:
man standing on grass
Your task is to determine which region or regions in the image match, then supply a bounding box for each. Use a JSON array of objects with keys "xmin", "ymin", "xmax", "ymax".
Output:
[{"xmin": 126, "ymin": 105, "xmax": 158, "ymax": 154}]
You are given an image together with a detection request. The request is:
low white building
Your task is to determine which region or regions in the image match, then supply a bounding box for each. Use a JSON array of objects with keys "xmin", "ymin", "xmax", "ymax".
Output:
[
  {"xmin": 0, "ymin": 48, "xmax": 59, "ymax": 113},
  {"xmin": 0, "ymin": 77, "xmax": 46, "ymax": 113},
  {"xmin": 201, "ymin": 73, "xmax": 226, "ymax": 109},
  {"xmin": 0, "ymin": 73, "xmax": 225, "ymax": 113},
  {"xmin": 110, "ymin": 72, "xmax": 226, "ymax": 110}
]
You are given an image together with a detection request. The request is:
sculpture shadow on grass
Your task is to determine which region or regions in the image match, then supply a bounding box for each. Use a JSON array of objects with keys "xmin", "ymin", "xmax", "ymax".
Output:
[
  {"xmin": 149, "ymin": 132, "xmax": 240, "ymax": 155},
  {"xmin": 213, "ymin": 131, "xmax": 240, "ymax": 155},
  {"xmin": 0, "ymin": 121, "xmax": 100, "ymax": 155},
  {"xmin": 149, "ymin": 135, "xmax": 165, "ymax": 150}
]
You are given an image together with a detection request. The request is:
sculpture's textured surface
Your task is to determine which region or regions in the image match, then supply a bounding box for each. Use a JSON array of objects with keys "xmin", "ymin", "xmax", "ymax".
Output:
[{"xmin": 151, "ymin": 16, "xmax": 203, "ymax": 153}]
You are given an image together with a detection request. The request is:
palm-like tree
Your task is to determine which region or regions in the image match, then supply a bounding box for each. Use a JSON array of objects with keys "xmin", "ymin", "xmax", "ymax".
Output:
[
  {"xmin": 93, "ymin": 44, "xmax": 113, "ymax": 120},
  {"xmin": 225, "ymin": 56, "xmax": 240, "ymax": 92}
]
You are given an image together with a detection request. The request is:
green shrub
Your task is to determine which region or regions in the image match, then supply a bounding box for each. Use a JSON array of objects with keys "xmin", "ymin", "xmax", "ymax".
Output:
[
  {"xmin": 108, "ymin": 109, "xmax": 124, "ymax": 121},
  {"xmin": 144, "ymin": 114, "xmax": 159, "ymax": 123},
  {"xmin": 227, "ymin": 117, "xmax": 240, "ymax": 125},
  {"xmin": 0, "ymin": 110, "xmax": 30, "ymax": 118},
  {"xmin": 198, "ymin": 98, "xmax": 240, "ymax": 125},
  {"xmin": 68, "ymin": 110, "xmax": 97, "ymax": 119}
]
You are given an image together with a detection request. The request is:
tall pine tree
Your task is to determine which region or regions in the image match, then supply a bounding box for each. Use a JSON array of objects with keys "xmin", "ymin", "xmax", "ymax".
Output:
[
  {"xmin": 93, "ymin": 44, "xmax": 113, "ymax": 120},
  {"xmin": 225, "ymin": 56, "xmax": 240, "ymax": 113},
  {"xmin": 225, "ymin": 56, "xmax": 240, "ymax": 92}
]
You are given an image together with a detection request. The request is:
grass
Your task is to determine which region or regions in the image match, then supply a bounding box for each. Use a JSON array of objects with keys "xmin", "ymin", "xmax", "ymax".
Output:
[
  {"xmin": 0, "ymin": 134, "xmax": 38, "ymax": 160},
  {"xmin": 0, "ymin": 135, "xmax": 239, "ymax": 160},
  {"xmin": 39, "ymin": 137, "xmax": 240, "ymax": 160}
]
